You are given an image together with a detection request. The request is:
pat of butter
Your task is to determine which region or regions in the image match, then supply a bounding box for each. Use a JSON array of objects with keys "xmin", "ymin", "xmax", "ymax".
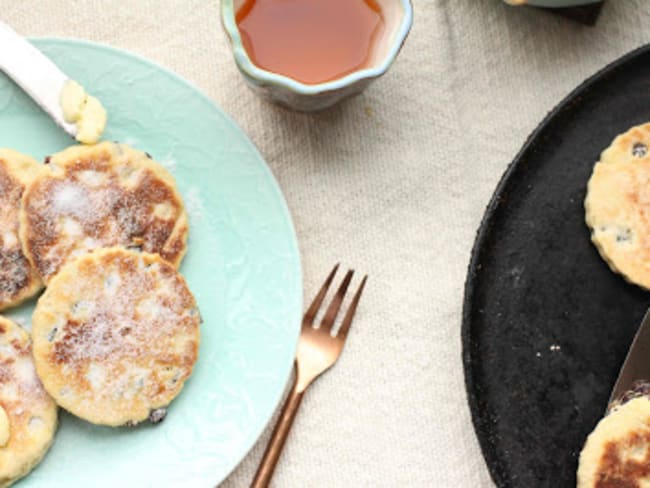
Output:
[
  {"xmin": 76, "ymin": 96, "xmax": 107, "ymax": 145},
  {"xmin": 60, "ymin": 80, "xmax": 107, "ymax": 145},
  {"xmin": 0, "ymin": 405, "xmax": 10, "ymax": 447},
  {"xmin": 60, "ymin": 80, "xmax": 86, "ymax": 122}
]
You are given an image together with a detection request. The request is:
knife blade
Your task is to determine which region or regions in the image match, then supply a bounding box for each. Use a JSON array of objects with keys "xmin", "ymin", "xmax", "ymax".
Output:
[
  {"xmin": 609, "ymin": 308, "xmax": 650, "ymax": 406},
  {"xmin": 0, "ymin": 21, "xmax": 77, "ymax": 138}
]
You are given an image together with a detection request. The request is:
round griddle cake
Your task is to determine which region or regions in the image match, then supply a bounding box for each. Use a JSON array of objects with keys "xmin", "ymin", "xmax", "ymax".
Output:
[
  {"xmin": 31, "ymin": 248, "xmax": 200, "ymax": 427},
  {"xmin": 577, "ymin": 397, "xmax": 650, "ymax": 487},
  {"xmin": 0, "ymin": 317, "xmax": 57, "ymax": 487},
  {"xmin": 585, "ymin": 122, "xmax": 650, "ymax": 289},
  {"xmin": 0, "ymin": 149, "xmax": 43, "ymax": 310},
  {"xmin": 20, "ymin": 142, "xmax": 188, "ymax": 284}
]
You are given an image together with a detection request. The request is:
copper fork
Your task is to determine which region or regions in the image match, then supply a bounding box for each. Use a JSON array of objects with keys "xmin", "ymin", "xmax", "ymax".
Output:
[{"xmin": 251, "ymin": 264, "xmax": 368, "ymax": 488}]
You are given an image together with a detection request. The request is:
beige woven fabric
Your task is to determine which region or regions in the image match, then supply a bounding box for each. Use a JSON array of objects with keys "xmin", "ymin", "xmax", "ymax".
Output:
[{"xmin": 4, "ymin": 1, "xmax": 650, "ymax": 486}]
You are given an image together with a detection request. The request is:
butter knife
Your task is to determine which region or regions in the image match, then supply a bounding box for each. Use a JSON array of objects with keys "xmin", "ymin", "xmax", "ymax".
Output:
[
  {"xmin": 0, "ymin": 21, "xmax": 77, "ymax": 138},
  {"xmin": 608, "ymin": 309, "xmax": 650, "ymax": 406}
]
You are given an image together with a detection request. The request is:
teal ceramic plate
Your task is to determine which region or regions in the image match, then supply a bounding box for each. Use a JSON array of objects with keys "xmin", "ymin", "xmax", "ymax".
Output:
[{"xmin": 1, "ymin": 39, "xmax": 302, "ymax": 487}]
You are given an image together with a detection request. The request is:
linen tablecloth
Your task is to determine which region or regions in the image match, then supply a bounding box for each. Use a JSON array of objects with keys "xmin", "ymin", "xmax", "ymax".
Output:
[{"xmin": 4, "ymin": 1, "xmax": 650, "ymax": 486}]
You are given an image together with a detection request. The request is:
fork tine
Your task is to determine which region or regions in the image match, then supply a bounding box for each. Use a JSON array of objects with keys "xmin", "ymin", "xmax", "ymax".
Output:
[
  {"xmin": 303, "ymin": 263, "xmax": 339, "ymax": 326},
  {"xmin": 320, "ymin": 269, "xmax": 354, "ymax": 331},
  {"xmin": 337, "ymin": 275, "xmax": 367, "ymax": 341}
]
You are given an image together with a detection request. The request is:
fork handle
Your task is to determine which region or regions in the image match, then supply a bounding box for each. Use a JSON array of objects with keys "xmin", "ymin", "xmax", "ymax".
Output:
[{"xmin": 251, "ymin": 371, "xmax": 305, "ymax": 488}]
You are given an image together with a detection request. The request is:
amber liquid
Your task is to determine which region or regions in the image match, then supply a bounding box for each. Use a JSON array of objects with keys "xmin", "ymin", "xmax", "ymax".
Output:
[{"xmin": 236, "ymin": 0, "xmax": 385, "ymax": 85}]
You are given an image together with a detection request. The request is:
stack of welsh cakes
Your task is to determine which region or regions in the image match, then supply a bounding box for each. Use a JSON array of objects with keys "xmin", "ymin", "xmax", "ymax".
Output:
[{"xmin": 0, "ymin": 142, "xmax": 201, "ymax": 486}]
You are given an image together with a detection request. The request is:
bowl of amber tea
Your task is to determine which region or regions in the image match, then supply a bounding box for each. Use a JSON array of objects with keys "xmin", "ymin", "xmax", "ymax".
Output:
[{"xmin": 221, "ymin": 0, "xmax": 413, "ymax": 112}]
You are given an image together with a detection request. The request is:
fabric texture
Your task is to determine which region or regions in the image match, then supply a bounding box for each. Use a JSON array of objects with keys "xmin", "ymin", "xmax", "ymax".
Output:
[{"xmin": 4, "ymin": 1, "xmax": 650, "ymax": 486}]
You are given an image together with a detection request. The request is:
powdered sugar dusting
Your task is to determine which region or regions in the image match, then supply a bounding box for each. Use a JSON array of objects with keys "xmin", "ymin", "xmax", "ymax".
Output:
[
  {"xmin": 0, "ymin": 160, "xmax": 40, "ymax": 308},
  {"xmin": 52, "ymin": 183, "xmax": 87, "ymax": 214},
  {"xmin": 2, "ymin": 232, "xmax": 17, "ymax": 248},
  {"xmin": 185, "ymin": 187, "xmax": 205, "ymax": 222},
  {"xmin": 0, "ymin": 317, "xmax": 57, "ymax": 458},
  {"xmin": 122, "ymin": 136, "xmax": 140, "ymax": 148},
  {"xmin": 32, "ymin": 249, "xmax": 200, "ymax": 426},
  {"xmin": 77, "ymin": 170, "xmax": 108, "ymax": 188},
  {"xmin": 22, "ymin": 143, "xmax": 188, "ymax": 282},
  {"xmin": 159, "ymin": 158, "xmax": 177, "ymax": 173}
]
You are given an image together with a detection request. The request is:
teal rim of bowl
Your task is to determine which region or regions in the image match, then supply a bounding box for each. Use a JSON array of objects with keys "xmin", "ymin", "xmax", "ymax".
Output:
[{"xmin": 221, "ymin": 0, "xmax": 414, "ymax": 95}]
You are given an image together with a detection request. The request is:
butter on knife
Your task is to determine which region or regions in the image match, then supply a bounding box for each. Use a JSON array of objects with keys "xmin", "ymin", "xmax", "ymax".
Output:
[
  {"xmin": 0, "ymin": 21, "xmax": 107, "ymax": 144},
  {"xmin": 60, "ymin": 79, "xmax": 107, "ymax": 144}
]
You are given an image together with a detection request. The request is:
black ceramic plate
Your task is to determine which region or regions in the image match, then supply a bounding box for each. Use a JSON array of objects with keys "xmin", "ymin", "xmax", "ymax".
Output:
[{"xmin": 463, "ymin": 45, "xmax": 650, "ymax": 487}]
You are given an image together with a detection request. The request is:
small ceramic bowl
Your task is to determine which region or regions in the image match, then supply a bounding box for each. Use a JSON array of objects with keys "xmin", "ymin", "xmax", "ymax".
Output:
[
  {"xmin": 503, "ymin": 0, "xmax": 600, "ymax": 6},
  {"xmin": 221, "ymin": 0, "xmax": 413, "ymax": 112}
]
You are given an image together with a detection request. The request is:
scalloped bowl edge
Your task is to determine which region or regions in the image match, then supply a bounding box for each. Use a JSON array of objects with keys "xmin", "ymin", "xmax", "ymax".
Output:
[{"xmin": 220, "ymin": 0, "xmax": 413, "ymax": 111}]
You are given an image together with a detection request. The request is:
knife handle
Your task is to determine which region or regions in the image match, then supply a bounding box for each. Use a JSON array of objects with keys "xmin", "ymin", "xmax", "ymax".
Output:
[{"xmin": 0, "ymin": 20, "xmax": 76, "ymax": 137}]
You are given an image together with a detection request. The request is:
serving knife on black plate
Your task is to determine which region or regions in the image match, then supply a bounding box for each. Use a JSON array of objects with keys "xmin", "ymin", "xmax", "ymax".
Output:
[{"xmin": 609, "ymin": 309, "xmax": 650, "ymax": 407}]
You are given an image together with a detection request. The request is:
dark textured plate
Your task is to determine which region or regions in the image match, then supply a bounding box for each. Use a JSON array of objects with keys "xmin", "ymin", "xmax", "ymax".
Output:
[
  {"xmin": 542, "ymin": 2, "xmax": 604, "ymax": 26},
  {"xmin": 462, "ymin": 44, "xmax": 650, "ymax": 487}
]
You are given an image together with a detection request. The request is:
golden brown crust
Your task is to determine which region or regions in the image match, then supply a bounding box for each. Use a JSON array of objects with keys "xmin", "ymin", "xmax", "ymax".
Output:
[
  {"xmin": 0, "ymin": 149, "xmax": 43, "ymax": 311},
  {"xmin": 20, "ymin": 142, "xmax": 188, "ymax": 284},
  {"xmin": 31, "ymin": 248, "xmax": 200, "ymax": 427},
  {"xmin": 578, "ymin": 397, "xmax": 650, "ymax": 487},
  {"xmin": 0, "ymin": 317, "xmax": 57, "ymax": 487},
  {"xmin": 585, "ymin": 123, "xmax": 650, "ymax": 289}
]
